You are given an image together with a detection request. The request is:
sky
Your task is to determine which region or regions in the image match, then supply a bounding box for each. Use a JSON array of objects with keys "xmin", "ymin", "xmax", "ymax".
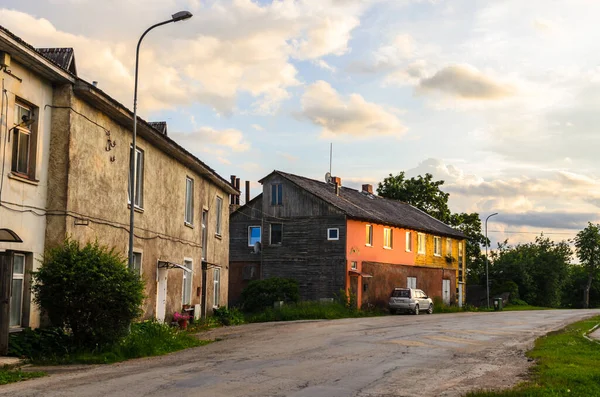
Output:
[{"xmin": 2, "ymin": 0, "xmax": 600, "ymax": 249}]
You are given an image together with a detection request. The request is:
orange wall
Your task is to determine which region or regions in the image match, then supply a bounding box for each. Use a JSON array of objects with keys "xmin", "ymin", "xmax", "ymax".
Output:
[{"xmin": 346, "ymin": 219, "xmax": 415, "ymax": 266}]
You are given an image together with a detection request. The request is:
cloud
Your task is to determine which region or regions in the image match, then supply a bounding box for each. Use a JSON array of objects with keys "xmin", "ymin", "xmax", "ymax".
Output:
[
  {"xmin": 251, "ymin": 124, "xmax": 264, "ymax": 131},
  {"xmin": 498, "ymin": 211, "xmax": 598, "ymax": 230},
  {"xmin": 1, "ymin": 1, "xmax": 372, "ymax": 115},
  {"xmin": 171, "ymin": 127, "xmax": 251, "ymax": 152},
  {"xmin": 417, "ymin": 65, "xmax": 515, "ymax": 99},
  {"xmin": 300, "ymin": 80, "xmax": 407, "ymax": 139},
  {"xmin": 312, "ymin": 59, "xmax": 336, "ymax": 72}
]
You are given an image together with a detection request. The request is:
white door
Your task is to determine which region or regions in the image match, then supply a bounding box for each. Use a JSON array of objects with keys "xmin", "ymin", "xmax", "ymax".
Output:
[
  {"xmin": 407, "ymin": 277, "xmax": 417, "ymax": 289},
  {"xmin": 442, "ymin": 279, "xmax": 451, "ymax": 305},
  {"xmin": 156, "ymin": 268, "xmax": 168, "ymax": 322},
  {"xmin": 458, "ymin": 283, "xmax": 464, "ymax": 307}
]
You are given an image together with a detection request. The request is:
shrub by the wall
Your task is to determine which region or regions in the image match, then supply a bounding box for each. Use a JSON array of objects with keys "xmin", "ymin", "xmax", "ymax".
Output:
[
  {"xmin": 32, "ymin": 239, "xmax": 145, "ymax": 349},
  {"xmin": 240, "ymin": 278, "xmax": 300, "ymax": 312}
]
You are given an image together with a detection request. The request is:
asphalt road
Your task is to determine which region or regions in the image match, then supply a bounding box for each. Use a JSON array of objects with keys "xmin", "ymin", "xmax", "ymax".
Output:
[{"xmin": 3, "ymin": 309, "xmax": 599, "ymax": 397}]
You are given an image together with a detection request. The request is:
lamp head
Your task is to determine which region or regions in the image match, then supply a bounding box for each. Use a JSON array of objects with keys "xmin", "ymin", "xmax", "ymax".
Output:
[{"xmin": 172, "ymin": 11, "xmax": 193, "ymax": 22}]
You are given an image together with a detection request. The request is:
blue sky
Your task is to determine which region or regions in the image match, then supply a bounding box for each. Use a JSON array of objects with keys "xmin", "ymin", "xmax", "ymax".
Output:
[{"xmin": 3, "ymin": 0, "xmax": 600, "ymax": 247}]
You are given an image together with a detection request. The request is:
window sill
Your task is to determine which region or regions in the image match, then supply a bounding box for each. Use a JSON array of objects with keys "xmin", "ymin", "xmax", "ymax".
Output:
[
  {"xmin": 184, "ymin": 222, "xmax": 194, "ymax": 229},
  {"xmin": 434, "ymin": 254, "xmax": 441, "ymax": 257},
  {"xmin": 8, "ymin": 172, "xmax": 39, "ymax": 186},
  {"xmin": 365, "ymin": 244, "xmax": 372, "ymax": 247},
  {"xmin": 417, "ymin": 252, "xmax": 426, "ymax": 255},
  {"xmin": 215, "ymin": 233, "xmax": 222, "ymax": 240},
  {"xmin": 127, "ymin": 204, "xmax": 144, "ymax": 213},
  {"xmin": 406, "ymin": 249, "xmax": 412, "ymax": 253},
  {"xmin": 383, "ymin": 246, "xmax": 393, "ymax": 250}
]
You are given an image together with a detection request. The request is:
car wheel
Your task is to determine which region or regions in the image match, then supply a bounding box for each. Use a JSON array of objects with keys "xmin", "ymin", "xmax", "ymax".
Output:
[
  {"xmin": 427, "ymin": 304, "xmax": 433, "ymax": 314},
  {"xmin": 414, "ymin": 305, "xmax": 419, "ymax": 315}
]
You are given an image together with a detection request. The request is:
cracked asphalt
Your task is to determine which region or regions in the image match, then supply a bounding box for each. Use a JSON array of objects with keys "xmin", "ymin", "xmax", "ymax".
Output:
[{"xmin": 2, "ymin": 309, "xmax": 599, "ymax": 397}]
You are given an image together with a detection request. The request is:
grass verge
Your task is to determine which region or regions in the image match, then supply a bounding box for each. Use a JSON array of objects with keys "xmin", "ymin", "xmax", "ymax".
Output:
[
  {"xmin": 466, "ymin": 315, "xmax": 600, "ymax": 397},
  {"xmin": 0, "ymin": 367, "xmax": 45, "ymax": 385},
  {"xmin": 245, "ymin": 301, "xmax": 385, "ymax": 323},
  {"xmin": 10, "ymin": 321, "xmax": 213, "ymax": 365},
  {"xmin": 502, "ymin": 305, "xmax": 553, "ymax": 311}
]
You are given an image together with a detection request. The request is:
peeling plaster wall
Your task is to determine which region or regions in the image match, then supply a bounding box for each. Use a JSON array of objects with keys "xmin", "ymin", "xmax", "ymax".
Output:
[{"xmin": 45, "ymin": 91, "xmax": 230, "ymax": 320}]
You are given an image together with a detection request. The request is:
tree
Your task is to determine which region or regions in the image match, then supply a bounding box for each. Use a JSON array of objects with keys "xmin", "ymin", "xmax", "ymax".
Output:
[
  {"xmin": 377, "ymin": 172, "xmax": 451, "ymax": 223},
  {"xmin": 574, "ymin": 223, "xmax": 600, "ymax": 308},
  {"xmin": 32, "ymin": 239, "xmax": 145, "ymax": 348},
  {"xmin": 377, "ymin": 172, "xmax": 487, "ymax": 283}
]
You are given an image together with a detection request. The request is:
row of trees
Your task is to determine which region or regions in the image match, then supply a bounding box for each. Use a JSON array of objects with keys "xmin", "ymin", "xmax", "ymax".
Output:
[{"xmin": 377, "ymin": 172, "xmax": 600, "ymax": 308}]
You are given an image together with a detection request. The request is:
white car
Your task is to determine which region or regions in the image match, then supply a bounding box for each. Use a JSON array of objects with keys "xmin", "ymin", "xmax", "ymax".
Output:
[{"xmin": 388, "ymin": 288, "xmax": 433, "ymax": 315}]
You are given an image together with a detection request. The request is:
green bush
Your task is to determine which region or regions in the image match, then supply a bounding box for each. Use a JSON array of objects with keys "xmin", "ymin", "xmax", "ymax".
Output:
[
  {"xmin": 9, "ymin": 327, "xmax": 72, "ymax": 359},
  {"xmin": 491, "ymin": 280, "xmax": 520, "ymax": 301},
  {"xmin": 509, "ymin": 298, "xmax": 529, "ymax": 306},
  {"xmin": 246, "ymin": 300, "xmax": 384, "ymax": 323},
  {"xmin": 240, "ymin": 278, "xmax": 300, "ymax": 312},
  {"xmin": 32, "ymin": 239, "xmax": 145, "ymax": 349},
  {"xmin": 213, "ymin": 307, "xmax": 245, "ymax": 326}
]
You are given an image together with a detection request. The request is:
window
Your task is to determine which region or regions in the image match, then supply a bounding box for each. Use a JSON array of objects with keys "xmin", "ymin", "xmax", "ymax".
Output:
[
  {"xmin": 128, "ymin": 147, "xmax": 144, "ymax": 208},
  {"xmin": 129, "ymin": 252, "xmax": 142, "ymax": 274},
  {"xmin": 407, "ymin": 276, "xmax": 417, "ymax": 289},
  {"xmin": 215, "ymin": 196, "xmax": 223, "ymax": 235},
  {"xmin": 271, "ymin": 183, "xmax": 283, "ymax": 205},
  {"xmin": 201, "ymin": 210, "xmax": 208, "ymax": 261},
  {"xmin": 270, "ymin": 223, "xmax": 283, "ymax": 245},
  {"xmin": 10, "ymin": 254, "xmax": 25, "ymax": 327},
  {"xmin": 351, "ymin": 261, "xmax": 357, "ymax": 270},
  {"xmin": 458, "ymin": 241, "xmax": 464, "ymax": 266},
  {"xmin": 383, "ymin": 228, "xmax": 393, "ymax": 249},
  {"xmin": 405, "ymin": 232, "xmax": 412, "ymax": 252},
  {"xmin": 434, "ymin": 236, "xmax": 442, "ymax": 256},
  {"xmin": 417, "ymin": 233, "xmax": 426, "ymax": 254},
  {"xmin": 185, "ymin": 177, "xmax": 194, "ymax": 225},
  {"xmin": 12, "ymin": 101, "xmax": 36, "ymax": 177},
  {"xmin": 327, "ymin": 228, "xmax": 339, "ymax": 241},
  {"xmin": 213, "ymin": 268, "xmax": 221, "ymax": 307},
  {"xmin": 248, "ymin": 226, "xmax": 261, "ymax": 246},
  {"xmin": 182, "ymin": 260, "xmax": 193, "ymax": 305},
  {"xmin": 365, "ymin": 224, "xmax": 373, "ymax": 246},
  {"xmin": 446, "ymin": 238, "xmax": 452, "ymax": 255}
]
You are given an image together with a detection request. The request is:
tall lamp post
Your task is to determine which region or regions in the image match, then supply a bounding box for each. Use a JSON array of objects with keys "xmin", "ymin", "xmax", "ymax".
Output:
[
  {"xmin": 485, "ymin": 212, "xmax": 498, "ymax": 309},
  {"xmin": 128, "ymin": 11, "xmax": 193, "ymax": 267}
]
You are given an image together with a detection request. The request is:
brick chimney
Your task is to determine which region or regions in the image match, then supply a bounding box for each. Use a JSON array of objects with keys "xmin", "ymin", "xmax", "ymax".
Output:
[
  {"xmin": 245, "ymin": 180, "xmax": 250, "ymax": 204},
  {"xmin": 362, "ymin": 184, "xmax": 373, "ymax": 194},
  {"xmin": 332, "ymin": 176, "xmax": 341, "ymax": 196}
]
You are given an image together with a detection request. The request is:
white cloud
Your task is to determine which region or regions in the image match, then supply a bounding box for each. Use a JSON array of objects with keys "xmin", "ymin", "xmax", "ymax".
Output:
[
  {"xmin": 300, "ymin": 80, "xmax": 407, "ymax": 139},
  {"xmin": 171, "ymin": 127, "xmax": 251, "ymax": 152},
  {"xmin": 251, "ymin": 124, "xmax": 264, "ymax": 131},
  {"xmin": 312, "ymin": 59, "xmax": 336, "ymax": 72}
]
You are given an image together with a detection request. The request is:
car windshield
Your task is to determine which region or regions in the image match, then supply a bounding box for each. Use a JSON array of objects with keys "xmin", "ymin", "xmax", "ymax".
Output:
[{"xmin": 392, "ymin": 289, "xmax": 410, "ymax": 298}]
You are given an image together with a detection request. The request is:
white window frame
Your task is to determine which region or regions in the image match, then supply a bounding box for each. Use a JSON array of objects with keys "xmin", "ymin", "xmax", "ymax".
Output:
[
  {"xmin": 182, "ymin": 259, "xmax": 193, "ymax": 305},
  {"xmin": 10, "ymin": 253, "xmax": 26, "ymax": 327},
  {"xmin": 270, "ymin": 223, "xmax": 283, "ymax": 245},
  {"xmin": 248, "ymin": 226, "xmax": 261, "ymax": 247},
  {"xmin": 458, "ymin": 241, "xmax": 464, "ymax": 266},
  {"xmin": 434, "ymin": 236, "xmax": 442, "ymax": 257},
  {"xmin": 350, "ymin": 261, "xmax": 358, "ymax": 270},
  {"xmin": 383, "ymin": 228, "xmax": 393, "ymax": 249},
  {"xmin": 213, "ymin": 268, "xmax": 221, "ymax": 308},
  {"xmin": 407, "ymin": 276, "xmax": 417, "ymax": 289},
  {"xmin": 271, "ymin": 183, "xmax": 283, "ymax": 206},
  {"xmin": 201, "ymin": 209, "xmax": 208, "ymax": 261},
  {"xmin": 184, "ymin": 177, "xmax": 194, "ymax": 225},
  {"xmin": 327, "ymin": 228, "xmax": 339, "ymax": 241},
  {"xmin": 446, "ymin": 238, "xmax": 452, "ymax": 256},
  {"xmin": 405, "ymin": 231, "xmax": 412, "ymax": 252},
  {"xmin": 128, "ymin": 146, "xmax": 144, "ymax": 209},
  {"xmin": 12, "ymin": 102, "xmax": 34, "ymax": 177},
  {"xmin": 365, "ymin": 224, "xmax": 373, "ymax": 246},
  {"xmin": 417, "ymin": 233, "xmax": 426, "ymax": 254},
  {"xmin": 215, "ymin": 196, "xmax": 223, "ymax": 236}
]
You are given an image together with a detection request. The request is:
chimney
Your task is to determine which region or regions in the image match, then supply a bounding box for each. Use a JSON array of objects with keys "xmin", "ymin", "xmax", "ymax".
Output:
[
  {"xmin": 235, "ymin": 178, "xmax": 241, "ymax": 205},
  {"xmin": 92, "ymin": 81, "xmax": 98, "ymax": 87},
  {"xmin": 230, "ymin": 175, "xmax": 236, "ymax": 205},
  {"xmin": 332, "ymin": 176, "xmax": 341, "ymax": 196},
  {"xmin": 245, "ymin": 180, "xmax": 250, "ymax": 204},
  {"xmin": 362, "ymin": 184, "xmax": 373, "ymax": 194}
]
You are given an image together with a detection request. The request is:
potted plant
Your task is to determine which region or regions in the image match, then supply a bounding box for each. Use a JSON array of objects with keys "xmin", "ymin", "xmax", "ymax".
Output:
[{"xmin": 173, "ymin": 311, "xmax": 190, "ymax": 329}]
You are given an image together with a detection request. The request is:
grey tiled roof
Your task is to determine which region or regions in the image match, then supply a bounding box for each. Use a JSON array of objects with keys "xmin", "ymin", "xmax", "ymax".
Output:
[
  {"xmin": 36, "ymin": 48, "xmax": 77, "ymax": 75},
  {"xmin": 275, "ymin": 171, "xmax": 466, "ymax": 239},
  {"xmin": 149, "ymin": 121, "xmax": 168, "ymax": 135}
]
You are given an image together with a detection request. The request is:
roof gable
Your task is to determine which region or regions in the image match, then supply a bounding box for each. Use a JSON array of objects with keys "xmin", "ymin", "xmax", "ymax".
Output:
[{"xmin": 36, "ymin": 47, "xmax": 77, "ymax": 75}]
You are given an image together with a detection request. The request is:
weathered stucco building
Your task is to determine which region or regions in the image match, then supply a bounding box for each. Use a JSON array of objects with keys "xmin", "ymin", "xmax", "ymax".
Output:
[
  {"xmin": 229, "ymin": 171, "xmax": 467, "ymax": 308},
  {"xmin": 0, "ymin": 26, "xmax": 236, "ymax": 342}
]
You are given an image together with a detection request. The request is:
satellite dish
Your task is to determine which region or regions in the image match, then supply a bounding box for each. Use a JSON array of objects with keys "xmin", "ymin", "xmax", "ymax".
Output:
[
  {"xmin": 253, "ymin": 241, "xmax": 262, "ymax": 254},
  {"xmin": 324, "ymin": 172, "xmax": 332, "ymax": 184}
]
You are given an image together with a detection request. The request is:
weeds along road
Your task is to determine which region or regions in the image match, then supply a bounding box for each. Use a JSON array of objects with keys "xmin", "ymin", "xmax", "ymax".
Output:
[{"xmin": 3, "ymin": 309, "xmax": 599, "ymax": 397}]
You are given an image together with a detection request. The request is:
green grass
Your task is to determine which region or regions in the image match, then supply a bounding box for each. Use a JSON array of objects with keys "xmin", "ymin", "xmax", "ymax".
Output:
[
  {"xmin": 502, "ymin": 305, "xmax": 554, "ymax": 311},
  {"xmin": 11, "ymin": 321, "xmax": 213, "ymax": 365},
  {"xmin": 246, "ymin": 301, "xmax": 385, "ymax": 323},
  {"xmin": 466, "ymin": 315, "xmax": 600, "ymax": 397},
  {"xmin": 0, "ymin": 367, "xmax": 45, "ymax": 385}
]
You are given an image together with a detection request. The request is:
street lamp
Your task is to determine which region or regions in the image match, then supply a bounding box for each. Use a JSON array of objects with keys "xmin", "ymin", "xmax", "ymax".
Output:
[
  {"xmin": 485, "ymin": 212, "xmax": 498, "ymax": 309},
  {"xmin": 128, "ymin": 11, "xmax": 193, "ymax": 267}
]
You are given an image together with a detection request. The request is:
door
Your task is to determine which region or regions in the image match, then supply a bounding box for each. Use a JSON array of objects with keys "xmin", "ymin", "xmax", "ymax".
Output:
[
  {"xmin": 458, "ymin": 283, "xmax": 464, "ymax": 307},
  {"xmin": 407, "ymin": 277, "xmax": 417, "ymax": 289},
  {"xmin": 156, "ymin": 268, "xmax": 168, "ymax": 322},
  {"xmin": 350, "ymin": 276, "xmax": 359, "ymax": 301},
  {"xmin": 442, "ymin": 279, "xmax": 451, "ymax": 305}
]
